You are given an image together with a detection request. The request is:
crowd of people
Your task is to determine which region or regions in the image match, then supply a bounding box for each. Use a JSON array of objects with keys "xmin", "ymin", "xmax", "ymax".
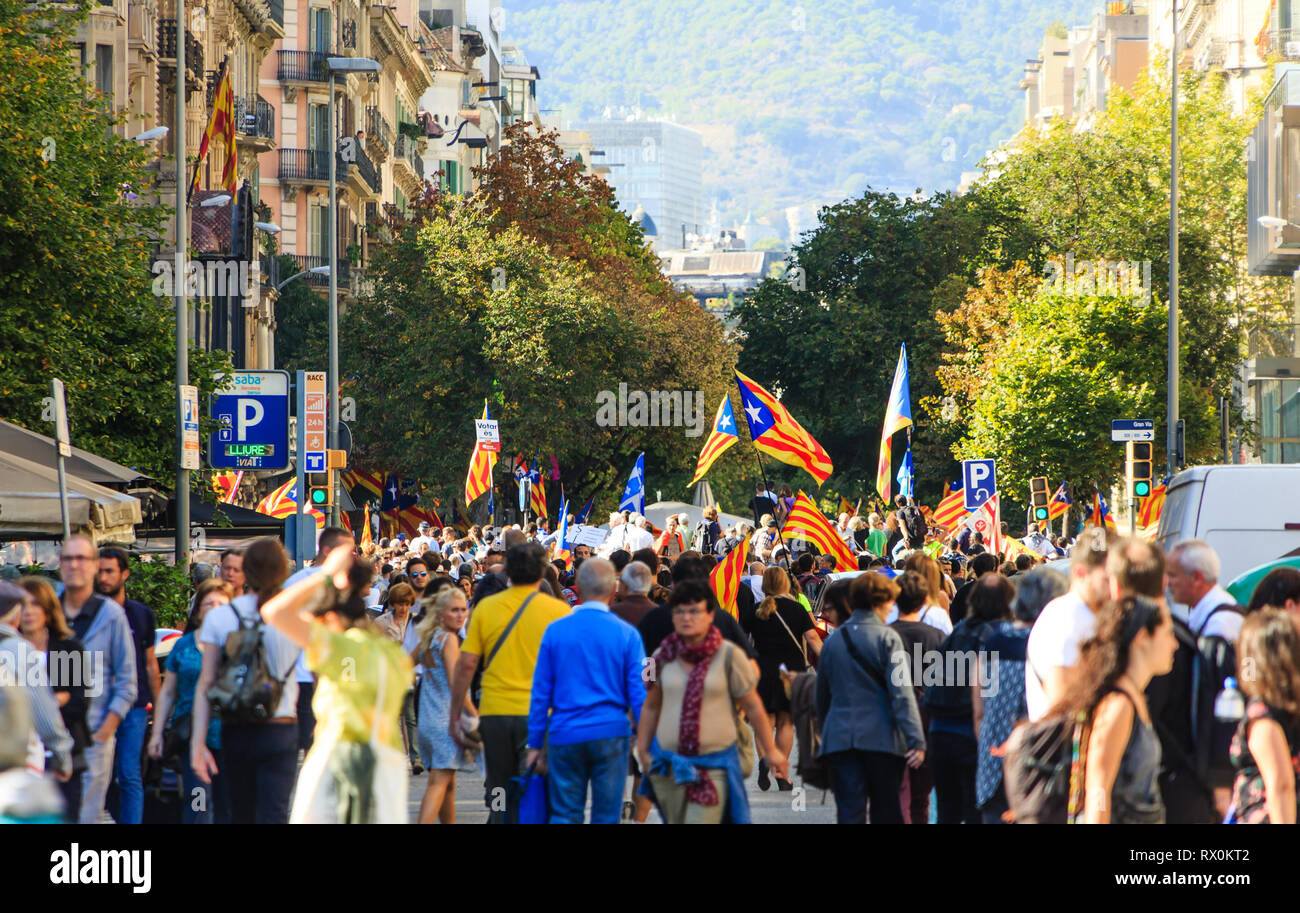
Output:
[{"xmin": 3, "ymin": 485, "xmax": 1300, "ymax": 826}]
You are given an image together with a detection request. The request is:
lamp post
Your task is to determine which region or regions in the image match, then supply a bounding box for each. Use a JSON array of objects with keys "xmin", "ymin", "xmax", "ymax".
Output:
[
  {"xmin": 277, "ymin": 265, "xmax": 330, "ymax": 291},
  {"xmin": 326, "ymin": 56, "xmax": 380, "ymax": 527},
  {"xmin": 174, "ymin": 2, "xmax": 189, "ymax": 565},
  {"xmin": 1167, "ymin": 0, "xmax": 1180, "ymax": 479}
]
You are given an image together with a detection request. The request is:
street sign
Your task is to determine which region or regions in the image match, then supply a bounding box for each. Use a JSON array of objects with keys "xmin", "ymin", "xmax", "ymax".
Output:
[
  {"xmin": 1111, "ymin": 419, "xmax": 1155, "ymax": 442},
  {"xmin": 48, "ymin": 379, "xmax": 71, "ymax": 458},
  {"xmin": 209, "ymin": 370, "xmax": 291, "ymax": 470},
  {"xmin": 962, "ymin": 458, "xmax": 996, "ymax": 511},
  {"xmin": 302, "ymin": 371, "xmax": 327, "ymax": 473},
  {"xmin": 475, "ymin": 418, "xmax": 501, "ymax": 453},
  {"xmin": 180, "ymin": 385, "xmax": 201, "ymax": 470}
]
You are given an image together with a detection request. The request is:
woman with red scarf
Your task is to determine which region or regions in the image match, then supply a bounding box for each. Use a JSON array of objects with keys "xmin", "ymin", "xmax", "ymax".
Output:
[{"xmin": 637, "ymin": 580, "xmax": 787, "ymax": 823}]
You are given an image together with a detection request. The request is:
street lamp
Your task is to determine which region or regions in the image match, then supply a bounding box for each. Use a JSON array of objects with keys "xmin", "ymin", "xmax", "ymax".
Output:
[
  {"xmin": 325, "ymin": 56, "xmax": 380, "ymax": 526},
  {"xmin": 132, "ymin": 126, "xmax": 169, "ymax": 142},
  {"xmin": 1257, "ymin": 215, "xmax": 1300, "ymax": 231},
  {"xmin": 276, "ymin": 265, "xmax": 330, "ymax": 291},
  {"xmin": 200, "ymin": 193, "xmax": 232, "ymax": 208},
  {"xmin": 173, "ymin": 3, "xmax": 189, "ymax": 565},
  {"xmin": 254, "ymin": 221, "xmax": 282, "ymax": 233}
]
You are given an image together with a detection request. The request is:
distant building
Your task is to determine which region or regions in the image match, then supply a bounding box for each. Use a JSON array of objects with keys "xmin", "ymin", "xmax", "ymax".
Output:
[
  {"xmin": 658, "ymin": 229, "xmax": 784, "ymax": 322},
  {"xmin": 573, "ymin": 119, "xmax": 704, "ymax": 251}
]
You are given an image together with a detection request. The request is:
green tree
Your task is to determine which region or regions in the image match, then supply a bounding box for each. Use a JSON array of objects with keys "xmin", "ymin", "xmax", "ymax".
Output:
[
  {"xmin": 271, "ymin": 252, "xmax": 327, "ymax": 375},
  {"xmin": 0, "ymin": 0, "xmax": 230, "ymax": 481}
]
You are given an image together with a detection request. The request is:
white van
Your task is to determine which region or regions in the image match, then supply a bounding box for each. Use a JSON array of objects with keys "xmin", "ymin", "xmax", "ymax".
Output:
[{"xmin": 1155, "ymin": 465, "xmax": 1300, "ymax": 584}]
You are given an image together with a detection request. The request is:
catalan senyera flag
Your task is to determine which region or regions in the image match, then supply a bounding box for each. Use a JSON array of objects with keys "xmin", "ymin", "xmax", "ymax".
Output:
[
  {"xmin": 342, "ymin": 469, "xmax": 385, "ymax": 503},
  {"xmin": 464, "ymin": 401, "xmax": 497, "ymax": 506},
  {"xmin": 1047, "ymin": 482, "xmax": 1072, "ymax": 522},
  {"xmin": 690, "ymin": 394, "xmax": 740, "ymax": 485},
  {"xmin": 191, "ymin": 62, "xmax": 237, "ymax": 196},
  {"xmin": 211, "ymin": 471, "xmax": 242, "ymax": 504},
  {"xmin": 1138, "ymin": 478, "xmax": 1168, "ymax": 529},
  {"xmin": 255, "ymin": 478, "xmax": 325, "ymax": 529},
  {"xmin": 876, "ymin": 343, "xmax": 913, "ymax": 502},
  {"xmin": 734, "ymin": 370, "xmax": 833, "ymax": 485},
  {"xmin": 710, "ymin": 535, "xmax": 749, "ymax": 619},
  {"xmin": 933, "ymin": 483, "xmax": 970, "ymax": 532},
  {"xmin": 837, "ymin": 496, "xmax": 855, "ymax": 518},
  {"xmin": 360, "ymin": 503, "xmax": 373, "ymax": 551},
  {"xmin": 782, "ymin": 492, "xmax": 858, "ymax": 570}
]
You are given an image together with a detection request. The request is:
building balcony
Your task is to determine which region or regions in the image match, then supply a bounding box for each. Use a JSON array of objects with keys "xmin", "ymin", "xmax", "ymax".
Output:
[
  {"xmin": 1248, "ymin": 323, "xmax": 1300, "ymax": 359},
  {"xmin": 267, "ymin": 0, "xmax": 283, "ymax": 27},
  {"xmin": 276, "ymin": 50, "xmax": 331, "ymax": 83},
  {"xmin": 157, "ymin": 19, "xmax": 204, "ymax": 94},
  {"xmin": 127, "ymin": 0, "xmax": 156, "ymax": 54},
  {"xmin": 392, "ymin": 133, "xmax": 424, "ymax": 185},
  {"xmin": 277, "ymin": 147, "xmax": 330, "ymax": 183},
  {"xmin": 287, "ymin": 253, "xmax": 350, "ymax": 287},
  {"xmin": 343, "ymin": 142, "xmax": 381, "ymax": 201},
  {"xmin": 234, "ymin": 96, "xmax": 275, "ymax": 151},
  {"xmin": 365, "ymin": 106, "xmax": 393, "ymax": 160}
]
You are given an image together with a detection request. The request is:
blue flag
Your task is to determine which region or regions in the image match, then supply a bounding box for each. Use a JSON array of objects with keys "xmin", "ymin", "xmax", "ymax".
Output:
[
  {"xmin": 574, "ymin": 496, "xmax": 594, "ymax": 526},
  {"xmin": 896, "ymin": 447, "xmax": 914, "ymax": 499},
  {"xmin": 381, "ymin": 473, "xmax": 400, "ymax": 512},
  {"xmin": 619, "ymin": 453, "xmax": 645, "ymax": 515}
]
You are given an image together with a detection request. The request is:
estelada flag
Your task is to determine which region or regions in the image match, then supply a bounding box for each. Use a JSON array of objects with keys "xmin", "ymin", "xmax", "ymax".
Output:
[
  {"xmin": 191, "ymin": 62, "xmax": 237, "ymax": 196},
  {"xmin": 710, "ymin": 535, "xmax": 749, "ymax": 619},
  {"xmin": 1047, "ymin": 482, "xmax": 1072, "ymax": 522},
  {"xmin": 255, "ymin": 478, "xmax": 325, "ymax": 529},
  {"xmin": 690, "ymin": 394, "xmax": 739, "ymax": 485},
  {"xmin": 1088, "ymin": 491, "xmax": 1118, "ymax": 531},
  {"xmin": 734, "ymin": 370, "xmax": 832, "ymax": 485},
  {"xmin": 933, "ymin": 482, "xmax": 970, "ymax": 531},
  {"xmin": 782, "ymin": 492, "xmax": 858, "ymax": 571},
  {"xmin": 529, "ymin": 458, "xmax": 548, "ymax": 518},
  {"xmin": 876, "ymin": 343, "xmax": 913, "ymax": 502}
]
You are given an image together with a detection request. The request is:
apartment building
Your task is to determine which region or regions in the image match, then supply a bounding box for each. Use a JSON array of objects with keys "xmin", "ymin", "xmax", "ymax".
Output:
[{"xmin": 1147, "ymin": 0, "xmax": 1270, "ymax": 115}]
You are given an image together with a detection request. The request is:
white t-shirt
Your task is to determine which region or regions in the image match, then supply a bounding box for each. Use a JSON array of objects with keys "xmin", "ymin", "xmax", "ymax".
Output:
[
  {"xmin": 198, "ymin": 592, "xmax": 303, "ymax": 719},
  {"xmin": 1188, "ymin": 585, "xmax": 1242, "ymax": 643},
  {"xmin": 1025, "ymin": 590, "xmax": 1096, "ymax": 721},
  {"xmin": 885, "ymin": 604, "xmax": 953, "ymax": 636}
]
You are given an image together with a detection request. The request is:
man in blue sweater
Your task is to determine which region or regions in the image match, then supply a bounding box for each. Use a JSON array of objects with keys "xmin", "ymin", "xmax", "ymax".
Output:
[{"xmin": 526, "ymin": 557, "xmax": 646, "ymax": 824}]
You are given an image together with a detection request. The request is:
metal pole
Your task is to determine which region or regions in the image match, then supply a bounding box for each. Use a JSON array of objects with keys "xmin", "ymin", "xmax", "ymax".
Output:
[
  {"xmin": 327, "ymin": 68, "xmax": 340, "ymax": 528},
  {"xmin": 175, "ymin": 1, "xmax": 190, "ymax": 566},
  {"xmin": 1166, "ymin": 0, "xmax": 1180, "ymax": 479}
]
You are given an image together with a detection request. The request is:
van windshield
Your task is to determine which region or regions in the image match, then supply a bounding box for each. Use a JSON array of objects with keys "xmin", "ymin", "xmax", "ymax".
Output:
[{"xmin": 1157, "ymin": 481, "xmax": 1200, "ymax": 552}]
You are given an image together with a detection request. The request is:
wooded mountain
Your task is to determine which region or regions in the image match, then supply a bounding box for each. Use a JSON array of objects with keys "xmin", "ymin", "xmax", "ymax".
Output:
[{"xmin": 507, "ymin": 0, "xmax": 1101, "ymax": 229}]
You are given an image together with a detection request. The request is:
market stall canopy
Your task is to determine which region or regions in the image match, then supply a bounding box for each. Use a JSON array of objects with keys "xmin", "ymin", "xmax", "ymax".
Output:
[
  {"xmin": 0, "ymin": 449, "xmax": 142, "ymax": 542},
  {"xmin": 0, "ymin": 419, "xmax": 154, "ymax": 488}
]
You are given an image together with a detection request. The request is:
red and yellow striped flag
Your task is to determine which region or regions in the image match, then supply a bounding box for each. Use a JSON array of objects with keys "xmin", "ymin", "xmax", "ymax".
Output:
[
  {"xmin": 734, "ymin": 370, "xmax": 833, "ymax": 485},
  {"xmin": 464, "ymin": 401, "xmax": 497, "ymax": 506},
  {"xmin": 529, "ymin": 460, "xmax": 548, "ymax": 519},
  {"xmin": 255, "ymin": 478, "xmax": 325, "ymax": 528},
  {"xmin": 932, "ymin": 485, "xmax": 970, "ymax": 532},
  {"xmin": 1138, "ymin": 480, "xmax": 1167, "ymax": 528},
  {"xmin": 360, "ymin": 503, "xmax": 373, "ymax": 551},
  {"xmin": 191, "ymin": 64, "xmax": 237, "ymax": 195},
  {"xmin": 782, "ymin": 492, "xmax": 858, "ymax": 570},
  {"xmin": 690, "ymin": 394, "xmax": 740, "ymax": 485},
  {"xmin": 710, "ymin": 535, "xmax": 749, "ymax": 619}
]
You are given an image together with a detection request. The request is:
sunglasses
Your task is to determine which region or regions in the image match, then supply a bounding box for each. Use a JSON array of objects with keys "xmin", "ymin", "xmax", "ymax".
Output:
[{"xmin": 411, "ymin": 571, "xmax": 428, "ymax": 578}]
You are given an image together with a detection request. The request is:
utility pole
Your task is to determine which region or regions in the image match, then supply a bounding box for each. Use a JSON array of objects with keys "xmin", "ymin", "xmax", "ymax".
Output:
[
  {"xmin": 1167, "ymin": 0, "xmax": 1180, "ymax": 479},
  {"xmin": 174, "ymin": 3, "xmax": 190, "ymax": 565}
]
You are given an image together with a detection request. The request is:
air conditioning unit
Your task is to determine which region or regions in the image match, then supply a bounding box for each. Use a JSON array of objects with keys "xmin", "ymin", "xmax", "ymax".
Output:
[{"xmin": 1286, "ymin": 40, "xmax": 1300, "ymax": 59}]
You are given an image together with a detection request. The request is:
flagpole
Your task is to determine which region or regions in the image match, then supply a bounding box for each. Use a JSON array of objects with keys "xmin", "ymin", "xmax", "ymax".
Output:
[{"xmin": 748, "ymin": 447, "xmax": 789, "ymax": 555}]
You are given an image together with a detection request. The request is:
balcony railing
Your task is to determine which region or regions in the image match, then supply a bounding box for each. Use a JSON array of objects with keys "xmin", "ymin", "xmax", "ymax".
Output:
[
  {"xmin": 277, "ymin": 148, "xmax": 330, "ymax": 182},
  {"xmin": 365, "ymin": 106, "xmax": 393, "ymax": 150},
  {"xmin": 1278, "ymin": 29, "xmax": 1300, "ymax": 59},
  {"xmin": 234, "ymin": 96, "xmax": 275, "ymax": 140},
  {"xmin": 287, "ymin": 254, "xmax": 350, "ymax": 287},
  {"xmin": 276, "ymin": 50, "xmax": 331, "ymax": 82},
  {"xmin": 1248, "ymin": 323, "xmax": 1300, "ymax": 359},
  {"xmin": 158, "ymin": 18, "xmax": 204, "ymax": 72},
  {"xmin": 393, "ymin": 134, "xmax": 424, "ymax": 181},
  {"xmin": 347, "ymin": 143, "xmax": 381, "ymax": 194}
]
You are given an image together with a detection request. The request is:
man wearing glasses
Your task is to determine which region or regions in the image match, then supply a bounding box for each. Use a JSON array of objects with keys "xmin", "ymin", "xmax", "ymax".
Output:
[{"xmin": 58, "ymin": 535, "xmax": 137, "ymax": 823}]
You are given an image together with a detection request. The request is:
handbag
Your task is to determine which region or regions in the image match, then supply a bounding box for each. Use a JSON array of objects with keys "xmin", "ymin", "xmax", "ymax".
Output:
[
  {"xmin": 770, "ymin": 600, "xmax": 809, "ymax": 667},
  {"xmin": 510, "ymin": 759, "xmax": 549, "ymax": 824},
  {"xmin": 724, "ymin": 645, "xmax": 756, "ymax": 778},
  {"xmin": 162, "ymin": 714, "xmax": 193, "ymax": 767}
]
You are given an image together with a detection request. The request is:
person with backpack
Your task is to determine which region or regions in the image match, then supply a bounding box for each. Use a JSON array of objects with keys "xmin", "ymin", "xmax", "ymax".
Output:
[
  {"xmin": 896, "ymin": 495, "xmax": 927, "ymax": 551},
  {"xmin": 1148, "ymin": 539, "xmax": 1243, "ymax": 823},
  {"xmin": 1069, "ymin": 595, "xmax": 1177, "ymax": 823},
  {"xmin": 693, "ymin": 506, "xmax": 722, "ymax": 557},
  {"xmin": 191, "ymin": 537, "xmax": 300, "ymax": 824},
  {"xmin": 816, "ymin": 573, "xmax": 925, "ymax": 824},
  {"xmin": 1227, "ymin": 608, "xmax": 1300, "ymax": 823},
  {"xmin": 925, "ymin": 574, "xmax": 1010, "ymax": 824}
]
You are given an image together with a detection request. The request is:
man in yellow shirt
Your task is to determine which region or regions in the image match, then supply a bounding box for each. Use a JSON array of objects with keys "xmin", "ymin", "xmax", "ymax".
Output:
[{"xmin": 449, "ymin": 541, "xmax": 571, "ymax": 823}]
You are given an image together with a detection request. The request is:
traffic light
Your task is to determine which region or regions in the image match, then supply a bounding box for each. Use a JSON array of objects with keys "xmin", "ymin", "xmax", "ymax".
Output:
[
  {"xmin": 1029, "ymin": 477, "xmax": 1050, "ymax": 522},
  {"xmin": 308, "ymin": 472, "xmax": 333, "ymax": 508},
  {"xmin": 1129, "ymin": 441, "xmax": 1153, "ymax": 499}
]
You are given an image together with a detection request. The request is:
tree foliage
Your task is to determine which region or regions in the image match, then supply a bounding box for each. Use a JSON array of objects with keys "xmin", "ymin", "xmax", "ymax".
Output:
[{"xmin": 0, "ymin": 0, "xmax": 230, "ymax": 481}]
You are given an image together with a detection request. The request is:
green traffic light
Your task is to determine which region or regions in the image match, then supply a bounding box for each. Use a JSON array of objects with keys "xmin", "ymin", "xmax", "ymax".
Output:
[
  {"xmin": 311, "ymin": 488, "xmax": 328, "ymax": 505},
  {"xmin": 1134, "ymin": 481, "xmax": 1151, "ymax": 498},
  {"xmin": 1035, "ymin": 507, "xmax": 1049, "ymax": 520}
]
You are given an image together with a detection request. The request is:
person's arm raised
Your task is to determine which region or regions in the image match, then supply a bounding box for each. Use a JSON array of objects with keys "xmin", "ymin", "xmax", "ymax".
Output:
[{"xmin": 261, "ymin": 547, "xmax": 354, "ymax": 648}]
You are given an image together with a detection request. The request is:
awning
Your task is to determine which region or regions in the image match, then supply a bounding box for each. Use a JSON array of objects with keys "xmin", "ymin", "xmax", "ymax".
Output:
[
  {"xmin": 0, "ymin": 449, "xmax": 143, "ymax": 542},
  {"xmin": 0, "ymin": 419, "xmax": 154, "ymax": 487}
]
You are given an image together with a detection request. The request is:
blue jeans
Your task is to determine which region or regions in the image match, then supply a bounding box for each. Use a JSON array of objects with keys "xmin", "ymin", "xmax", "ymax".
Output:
[
  {"xmin": 825, "ymin": 749, "xmax": 904, "ymax": 824},
  {"xmin": 180, "ymin": 746, "xmax": 230, "ymax": 824},
  {"xmin": 222, "ymin": 722, "xmax": 299, "ymax": 825},
  {"xmin": 546, "ymin": 736, "xmax": 630, "ymax": 824},
  {"xmin": 112, "ymin": 707, "xmax": 148, "ymax": 824}
]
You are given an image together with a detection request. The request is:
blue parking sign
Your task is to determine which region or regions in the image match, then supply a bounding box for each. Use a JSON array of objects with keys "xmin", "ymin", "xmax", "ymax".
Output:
[
  {"xmin": 962, "ymin": 459, "xmax": 996, "ymax": 511},
  {"xmin": 209, "ymin": 370, "xmax": 291, "ymax": 471}
]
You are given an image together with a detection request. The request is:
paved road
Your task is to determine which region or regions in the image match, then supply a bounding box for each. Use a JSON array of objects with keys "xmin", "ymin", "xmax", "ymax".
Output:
[{"xmin": 404, "ymin": 744, "xmax": 838, "ymax": 824}]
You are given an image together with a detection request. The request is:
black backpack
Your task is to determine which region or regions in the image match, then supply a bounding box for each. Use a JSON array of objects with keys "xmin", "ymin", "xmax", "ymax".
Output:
[
  {"xmin": 206, "ymin": 604, "xmax": 293, "ymax": 725},
  {"xmin": 1002, "ymin": 712, "xmax": 1085, "ymax": 824},
  {"xmin": 788, "ymin": 670, "xmax": 829, "ymax": 790},
  {"xmin": 900, "ymin": 506, "xmax": 927, "ymax": 545},
  {"xmin": 1146, "ymin": 603, "xmax": 1244, "ymax": 822},
  {"xmin": 922, "ymin": 619, "xmax": 993, "ymax": 720}
]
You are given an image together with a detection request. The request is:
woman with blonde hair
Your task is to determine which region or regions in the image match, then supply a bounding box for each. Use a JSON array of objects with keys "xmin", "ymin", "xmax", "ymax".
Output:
[
  {"xmin": 890, "ymin": 551, "xmax": 953, "ymax": 635},
  {"xmin": 1229, "ymin": 607, "xmax": 1300, "ymax": 824},
  {"xmin": 739, "ymin": 565, "xmax": 821, "ymax": 791},
  {"xmin": 412, "ymin": 585, "xmax": 479, "ymax": 824}
]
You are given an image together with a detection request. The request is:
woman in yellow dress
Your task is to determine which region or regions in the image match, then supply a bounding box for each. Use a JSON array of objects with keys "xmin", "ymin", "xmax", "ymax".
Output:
[{"xmin": 260, "ymin": 546, "xmax": 413, "ymax": 823}]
